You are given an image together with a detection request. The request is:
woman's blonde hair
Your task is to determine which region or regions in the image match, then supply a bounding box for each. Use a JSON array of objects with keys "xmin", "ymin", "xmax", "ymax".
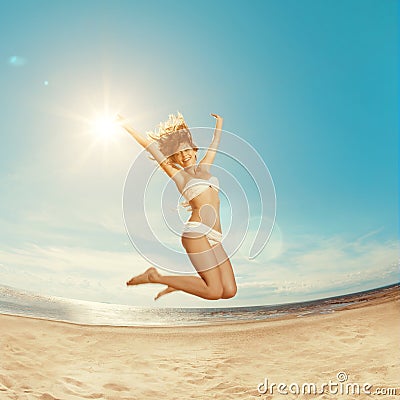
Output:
[{"xmin": 147, "ymin": 112, "xmax": 198, "ymax": 167}]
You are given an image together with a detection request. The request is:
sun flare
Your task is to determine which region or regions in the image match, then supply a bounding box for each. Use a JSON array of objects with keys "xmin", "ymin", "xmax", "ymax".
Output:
[{"xmin": 91, "ymin": 114, "xmax": 119, "ymax": 139}]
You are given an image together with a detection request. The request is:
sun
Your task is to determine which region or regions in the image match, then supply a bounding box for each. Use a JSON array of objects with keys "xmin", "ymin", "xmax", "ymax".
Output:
[{"xmin": 91, "ymin": 114, "xmax": 119, "ymax": 140}]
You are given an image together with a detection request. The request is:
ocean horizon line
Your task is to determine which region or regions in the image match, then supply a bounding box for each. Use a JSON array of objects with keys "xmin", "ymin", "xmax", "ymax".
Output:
[
  {"xmin": 0, "ymin": 281, "xmax": 398, "ymax": 310},
  {"xmin": 0, "ymin": 282, "xmax": 398, "ymax": 327}
]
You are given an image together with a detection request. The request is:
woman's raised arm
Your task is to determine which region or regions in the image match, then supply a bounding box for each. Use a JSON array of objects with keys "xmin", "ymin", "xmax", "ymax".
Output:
[
  {"xmin": 198, "ymin": 113, "xmax": 223, "ymax": 170},
  {"xmin": 117, "ymin": 114, "xmax": 151, "ymax": 148},
  {"xmin": 118, "ymin": 115, "xmax": 179, "ymax": 179}
]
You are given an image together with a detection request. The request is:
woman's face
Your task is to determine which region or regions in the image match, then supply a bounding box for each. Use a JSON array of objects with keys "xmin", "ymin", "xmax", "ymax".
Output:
[{"xmin": 173, "ymin": 142, "xmax": 197, "ymax": 167}]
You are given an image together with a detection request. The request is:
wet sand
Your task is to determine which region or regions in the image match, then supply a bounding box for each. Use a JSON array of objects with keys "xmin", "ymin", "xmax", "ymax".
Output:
[{"xmin": 0, "ymin": 286, "xmax": 399, "ymax": 399}]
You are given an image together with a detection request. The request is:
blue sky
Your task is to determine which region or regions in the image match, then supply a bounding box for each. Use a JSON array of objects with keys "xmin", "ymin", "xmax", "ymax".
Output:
[{"xmin": 0, "ymin": 0, "xmax": 398, "ymax": 308}]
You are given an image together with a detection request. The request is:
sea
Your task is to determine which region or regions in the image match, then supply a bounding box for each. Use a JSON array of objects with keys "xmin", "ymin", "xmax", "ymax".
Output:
[{"xmin": 0, "ymin": 283, "xmax": 397, "ymax": 327}]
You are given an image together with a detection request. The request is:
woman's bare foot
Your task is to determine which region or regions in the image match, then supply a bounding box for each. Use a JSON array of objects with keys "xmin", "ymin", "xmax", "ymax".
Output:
[
  {"xmin": 154, "ymin": 286, "xmax": 177, "ymax": 301},
  {"xmin": 126, "ymin": 267, "xmax": 160, "ymax": 286}
]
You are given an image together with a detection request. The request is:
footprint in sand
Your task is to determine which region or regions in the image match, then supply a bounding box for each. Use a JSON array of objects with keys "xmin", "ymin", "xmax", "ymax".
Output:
[
  {"xmin": 40, "ymin": 393, "xmax": 59, "ymax": 400},
  {"xmin": 103, "ymin": 383, "xmax": 130, "ymax": 392},
  {"xmin": 0, "ymin": 383, "xmax": 8, "ymax": 392},
  {"xmin": 338, "ymin": 336, "xmax": 357, "ymax": 345},
  {"xmin": 62, "ymin": 377, "xmax": 85, "ymax": 388},
  {"xmin": 0, "ymin": 375, "xmax": 13, "ymax": 390},
  {"xmin": 60, "ymin": 377, "xmax": 103, "ymax": 399}
]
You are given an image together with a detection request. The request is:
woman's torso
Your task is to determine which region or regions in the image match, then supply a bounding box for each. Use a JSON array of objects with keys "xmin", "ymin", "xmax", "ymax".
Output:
[{"xmin": 176, "ymin": 167, "xmax": 221, "ymax": 233}]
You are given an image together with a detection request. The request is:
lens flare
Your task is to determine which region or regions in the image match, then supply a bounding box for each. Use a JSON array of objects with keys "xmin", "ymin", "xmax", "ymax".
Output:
[
  {"xmin": 91, "ymin": 115, "xmax": 118, "ymax": 139},
  {"xmin": 8, "ymin": 55, "xmax": 27, "ymax": 66}
]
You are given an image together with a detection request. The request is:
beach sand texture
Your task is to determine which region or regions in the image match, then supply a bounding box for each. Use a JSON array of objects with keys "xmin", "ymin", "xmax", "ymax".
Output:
[{"xmin": 1, "ymin": 288, "xmax": 399, "ymax": 399}]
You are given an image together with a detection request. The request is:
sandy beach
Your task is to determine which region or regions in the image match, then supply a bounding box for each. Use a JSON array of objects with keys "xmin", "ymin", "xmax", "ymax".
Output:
[{"xmin": 1, "ymin": 288, "xmax": 399, "ymax": 400}]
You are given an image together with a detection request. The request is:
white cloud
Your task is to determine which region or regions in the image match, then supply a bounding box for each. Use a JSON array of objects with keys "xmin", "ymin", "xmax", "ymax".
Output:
[
  {"xmin": 0, "ymin": 226, "xmax": 397, "ymax": 308},
  {"xmin": 231, "ymin": 227, "xmax": 398, "ymax": 303},
  {"xmin": 0, "ymin": 244, "xmax": 147, "ymax": 304}
]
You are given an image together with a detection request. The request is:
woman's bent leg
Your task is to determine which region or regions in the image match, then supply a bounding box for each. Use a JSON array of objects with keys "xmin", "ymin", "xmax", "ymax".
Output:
[
  {"xmin": 127, "ymin": 234, "xmax": 224, "ymax": 300},
  {"xmin": 211, "ymin": 243, "xmax": 237, "ymax": 299}
]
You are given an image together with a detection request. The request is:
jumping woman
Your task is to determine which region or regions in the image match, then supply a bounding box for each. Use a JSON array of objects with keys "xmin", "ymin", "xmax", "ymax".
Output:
[{"xmin": 118, "ymin": 112, "xmax": 237, "ymax": 301}]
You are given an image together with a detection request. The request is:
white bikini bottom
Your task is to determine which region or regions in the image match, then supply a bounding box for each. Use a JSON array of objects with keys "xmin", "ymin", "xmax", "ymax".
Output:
[{"xmin": 182, "ymin": 221, "xmax": 222, "ymax": 247}]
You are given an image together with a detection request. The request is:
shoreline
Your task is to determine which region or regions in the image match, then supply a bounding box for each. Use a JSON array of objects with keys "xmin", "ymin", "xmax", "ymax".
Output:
[
  {"xmin": 1, "ymin": 288, "xmax": 399, "ymax": 399},
  {"xmin": 1, "ymin": 284, "xmax": 398, "ymax": 330}
]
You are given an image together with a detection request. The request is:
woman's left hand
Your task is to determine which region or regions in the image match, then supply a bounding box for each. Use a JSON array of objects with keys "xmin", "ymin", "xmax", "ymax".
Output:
[{"xmin": 211, "ymin": 113, "xmax": 223, "ymax": 121}]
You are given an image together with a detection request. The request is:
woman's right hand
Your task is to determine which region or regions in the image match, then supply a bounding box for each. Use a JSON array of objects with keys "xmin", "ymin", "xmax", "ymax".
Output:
[
  {"xmin": 117, "ymin": 114, "xmax": 133, "ymax": 131},
  {"xmin": 116, "ymin": 114, "xmax": 126, "ymax": 125},
  {"xmin": 116, "ymin": 114, "xmax": 151, "ymax": 148}
]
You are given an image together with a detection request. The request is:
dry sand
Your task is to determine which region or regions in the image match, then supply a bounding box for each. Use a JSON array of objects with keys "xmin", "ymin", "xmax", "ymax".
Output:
[{"xmin": 1, "ymin": 288, "xmax": 399, "ymax": 399}]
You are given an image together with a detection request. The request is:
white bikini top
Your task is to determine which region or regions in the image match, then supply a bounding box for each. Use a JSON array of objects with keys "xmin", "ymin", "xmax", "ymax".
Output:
[{"xmin": 181, "ymin": 175, "xmax": 220, "ymax": 202}]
